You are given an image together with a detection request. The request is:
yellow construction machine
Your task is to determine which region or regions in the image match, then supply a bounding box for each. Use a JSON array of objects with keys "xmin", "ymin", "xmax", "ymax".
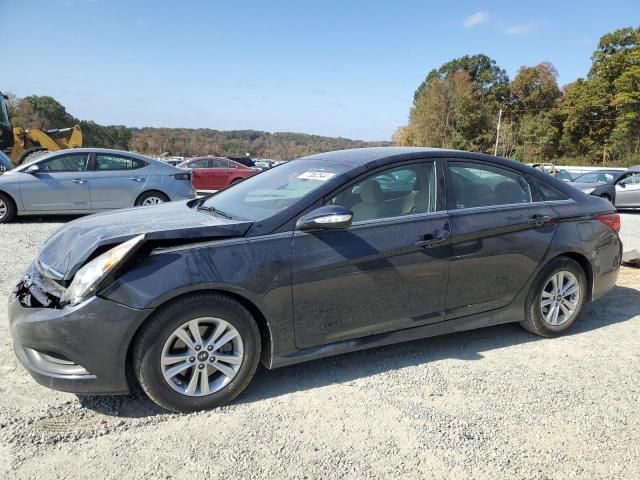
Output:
[{"xmin": 0, "ymin": 92, "xmax": 83, "ymax": 167}]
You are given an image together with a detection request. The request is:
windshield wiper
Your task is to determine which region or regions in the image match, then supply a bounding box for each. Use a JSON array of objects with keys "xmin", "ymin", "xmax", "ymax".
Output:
[{"xmin": 197, "ymin": 205, "xmax": 233, "ymax": 219}]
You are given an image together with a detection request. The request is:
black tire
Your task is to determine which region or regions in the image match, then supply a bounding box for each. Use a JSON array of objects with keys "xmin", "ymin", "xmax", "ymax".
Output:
[
  {"xmin": 520, "ymin": 256, "xmax": 587, "ymax": 337},
  {"xmin": 134, "ymin": 190, "xmax": 169, "ymax": 206},
  {"xmin": 133, "ymin": 292, "xmax": 261, "ymax": 413},
  {"xmin": 17, "ymin": 147, "xmax": 48, "ymax": 166},
  {"xmin": 0, "ymin": 192, "xmax": 17, "ymax": 223}
]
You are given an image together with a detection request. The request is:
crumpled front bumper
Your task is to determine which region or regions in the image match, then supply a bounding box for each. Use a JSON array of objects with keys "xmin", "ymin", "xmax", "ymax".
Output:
[{"xmin": 9, "ymin": 282, "xmax": 151, "ymax": 395}]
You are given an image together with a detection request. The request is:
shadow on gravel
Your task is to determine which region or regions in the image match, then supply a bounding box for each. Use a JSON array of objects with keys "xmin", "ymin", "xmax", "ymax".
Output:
[
  {"xmin": 13, "ymin": 215, "xmax": 81, "ymax": 224},
  {"xmin": 78, "ymin": 285, "xmax": 640, "ymax": 417}
]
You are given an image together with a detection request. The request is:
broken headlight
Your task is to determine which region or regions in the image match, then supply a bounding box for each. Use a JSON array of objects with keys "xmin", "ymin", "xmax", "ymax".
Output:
[{"xmin": 61, "ymin": 234, "xmax": 145, "ymax": 306}]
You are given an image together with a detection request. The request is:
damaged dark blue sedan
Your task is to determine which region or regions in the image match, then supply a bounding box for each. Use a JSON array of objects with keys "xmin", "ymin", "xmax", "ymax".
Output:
[{"xmin": 9, "ymin": 148, "xmax": 622, "ymax": 412}]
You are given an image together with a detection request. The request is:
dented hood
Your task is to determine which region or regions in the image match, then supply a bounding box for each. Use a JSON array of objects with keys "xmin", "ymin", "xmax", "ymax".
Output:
[{"xmin": 36, "ymin": 201, "xmax": 253, "ymax": 280}]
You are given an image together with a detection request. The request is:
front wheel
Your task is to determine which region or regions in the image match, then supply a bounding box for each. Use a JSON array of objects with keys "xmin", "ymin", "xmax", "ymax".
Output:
[
  {"xmin": 133, "ymin": 293, "xmax": 261, "ymax": 413},
  {"xmin": 0, "ymin": 193, "xmax": 16, "ymax": 223},
  {"xmin": 520, "ymin": 257, "xmax": 587, "ymax": 337}
]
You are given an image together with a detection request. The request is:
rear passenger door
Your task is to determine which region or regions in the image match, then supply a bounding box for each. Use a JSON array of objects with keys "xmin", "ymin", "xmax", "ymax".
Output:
[
  {"xmin": 444, "ymin": 160, "xmax": 557, "ymax": 319},
  {"xmin": 89, "ymin": 154, "xmax": 151, "ymax": 209}
]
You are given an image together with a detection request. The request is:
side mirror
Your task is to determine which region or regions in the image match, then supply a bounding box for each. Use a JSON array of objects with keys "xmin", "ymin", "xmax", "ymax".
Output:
[
  {"xmin": 25, "ymin": 164, "xmax": 40, "ymax": 174},
  {"xmin": 618, "ymin": 181, "xmax": 626, "ymax": 188},
  {"xmin": 296, "ymin": 205, "xmax": 353, "ymax": 231}
]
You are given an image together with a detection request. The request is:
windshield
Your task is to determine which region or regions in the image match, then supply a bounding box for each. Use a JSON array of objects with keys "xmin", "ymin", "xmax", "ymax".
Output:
[
  {"xmin": 574, "ymin": 171, "xmax": 622, "ymax": 184},
  {"xmin": 199, "ymin": 159, "xmax": 352, "ymax": 221}
]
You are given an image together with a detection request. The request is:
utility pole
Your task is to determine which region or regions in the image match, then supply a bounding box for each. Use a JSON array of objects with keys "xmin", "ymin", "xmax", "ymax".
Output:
[{"xmin": 494, "ymin": 108, "xmax": 503, "ymax": 156}]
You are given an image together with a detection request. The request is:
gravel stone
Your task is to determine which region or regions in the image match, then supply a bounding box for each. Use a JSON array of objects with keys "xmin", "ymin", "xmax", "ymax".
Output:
[{"xmin": 0, "ymin": 215, "xmax": 639, "ymax": 479}]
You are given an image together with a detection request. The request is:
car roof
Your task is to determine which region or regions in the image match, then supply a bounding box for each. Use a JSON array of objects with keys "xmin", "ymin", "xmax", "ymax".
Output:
[
  {"xmin": 298, "ymin": 147, "xmax": 454, "ymax": 165},
  {"xmin": 15, "ymin": 148, "xmax": 174, "ymax": 171}
]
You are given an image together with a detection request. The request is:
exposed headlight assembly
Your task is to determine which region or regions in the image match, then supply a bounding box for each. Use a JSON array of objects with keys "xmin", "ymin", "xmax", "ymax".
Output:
[
  {"xmin": 61, "ymin": 234, "xmax": 145, "ymax": 307},
  {"xmin": 582, "ymin": 187, "xmax": 596, "ymax": 195}
]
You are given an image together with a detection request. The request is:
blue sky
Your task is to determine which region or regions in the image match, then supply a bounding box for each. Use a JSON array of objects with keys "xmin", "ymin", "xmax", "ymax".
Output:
[{"xmin": 2, "ymin": 0, "xmax": 638, "ymax": 140}]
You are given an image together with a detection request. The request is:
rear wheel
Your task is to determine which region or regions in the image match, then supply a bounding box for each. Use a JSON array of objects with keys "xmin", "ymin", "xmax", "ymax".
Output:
[
  {"xmin": 133, "ymin": 293, "xmax": 261, "ymax": 413},
  {"xmin": 0, "ymin": 193, "xmax": 16, "ymax": 223},
  {"xmin": 520, "ymin": 257, "xmax": 587, "ymax": 337},
  {"xmin": 135, "ymin": 191, "xmax": 169, "ymax": 206}
]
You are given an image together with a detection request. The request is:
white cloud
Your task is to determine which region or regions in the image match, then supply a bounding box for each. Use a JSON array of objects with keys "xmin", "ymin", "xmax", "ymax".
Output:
[
  {"xmin": 504, "ymin": 21, "xmax": 541, "ymax": 35},
  {"xmin": 463, "ymin": 11, "xmax": 490, "ymax": 28}
]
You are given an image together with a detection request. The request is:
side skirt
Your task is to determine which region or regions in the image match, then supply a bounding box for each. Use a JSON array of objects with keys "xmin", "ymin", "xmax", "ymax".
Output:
[{"xmin": 267, "ymin": 303, "xmax": 522, "ymax": 369}]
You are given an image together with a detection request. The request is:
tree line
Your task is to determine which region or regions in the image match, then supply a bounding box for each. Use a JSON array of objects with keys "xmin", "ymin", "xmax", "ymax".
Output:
[
  {"xmin": 5, "ymin": 94, "xmax": 388, "ymax": 160},
  {"xmin": 395, "ymin": 26, "xmax": 640, "ymax": 166}
]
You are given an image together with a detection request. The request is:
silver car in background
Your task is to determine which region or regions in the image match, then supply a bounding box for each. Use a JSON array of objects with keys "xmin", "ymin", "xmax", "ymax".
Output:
[{"xmin": 0, "ymin": 148, "xmax": 196, "ymax": 223}]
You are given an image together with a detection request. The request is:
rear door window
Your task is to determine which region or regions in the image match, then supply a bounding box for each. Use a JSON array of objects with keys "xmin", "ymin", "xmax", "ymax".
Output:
[
  {"xmin": 95, "ymin": 155, "xmax": 146, "ymax": 170},
  {"xmin": 448, "ymin": 162, "xmax": 532, "ymax": 209}
]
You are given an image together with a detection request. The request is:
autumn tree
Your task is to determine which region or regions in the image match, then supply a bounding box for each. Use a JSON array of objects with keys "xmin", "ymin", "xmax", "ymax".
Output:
[{"xmin": 397, "ymin": 71, "xmax": 481, "ymax": 149}]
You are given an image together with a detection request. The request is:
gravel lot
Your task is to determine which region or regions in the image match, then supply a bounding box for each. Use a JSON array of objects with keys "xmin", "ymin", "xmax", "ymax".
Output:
[{"xmin": 1, "ymin": 215, "xmax": 639, "ymax": 479}]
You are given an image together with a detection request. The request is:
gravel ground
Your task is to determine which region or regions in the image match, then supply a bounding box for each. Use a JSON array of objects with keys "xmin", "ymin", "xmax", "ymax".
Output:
[{"xmin": 1, "ymin": 215, "xmax": 639, "ymax": 479}]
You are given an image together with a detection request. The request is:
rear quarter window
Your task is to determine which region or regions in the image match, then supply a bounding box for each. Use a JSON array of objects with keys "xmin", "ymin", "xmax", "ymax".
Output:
[{"xmin": 529, "ymin": 177, "xmax": 570, "ymax": 201}]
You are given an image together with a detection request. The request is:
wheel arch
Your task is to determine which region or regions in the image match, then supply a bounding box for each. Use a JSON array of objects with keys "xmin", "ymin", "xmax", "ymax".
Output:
[
  {"xmin": 125, "ymin": 288, "xmax": 274, "ymax": 388},
  {"xmin": 134, "ymin": 189, "xmax": 170, "ymax": 205},
  {"xmin": 0, "ymin": 189, "xmax": 19, "ymax": 211},
  {"xmin": 549, "ymin": 251, "xmax": 594, "ymax": 302}
]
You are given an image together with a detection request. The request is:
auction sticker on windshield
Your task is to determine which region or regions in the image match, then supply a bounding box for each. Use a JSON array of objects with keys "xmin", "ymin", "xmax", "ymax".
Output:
[{"xmin": 297, "ymin": 170, "xmax": 336, "ymax": 181}]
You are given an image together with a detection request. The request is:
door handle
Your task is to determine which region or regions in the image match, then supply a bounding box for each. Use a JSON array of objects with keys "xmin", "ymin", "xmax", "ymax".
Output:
[
  {"xmin": 415, "ymin": 232, "xmax": 450, "ymax": 248},
  {"xmin": 528, "ymin": 214, "xmax": 553, "ymax": 226},
  {"xmin": 72, "ymin": 179, "xmax": 86, "ymax": 184},
  {"xmin": 130, "ymin": 177, "xmax": 144, "ymax": 182}
]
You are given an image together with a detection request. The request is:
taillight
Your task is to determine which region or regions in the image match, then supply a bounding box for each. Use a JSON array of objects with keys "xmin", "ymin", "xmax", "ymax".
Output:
[
  {"xmin": 597, "ymin": 213, "xmax": 621, "ymax": 233},
  {"xmin": 173, "ymin": 172, "xmax": 191, "ymax": 181}
]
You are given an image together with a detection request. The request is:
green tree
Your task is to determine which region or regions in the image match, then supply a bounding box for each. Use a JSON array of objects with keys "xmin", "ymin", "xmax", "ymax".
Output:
[
  {"xmin": 560, "ymin": 78, "xmax": 615, "ymax": 159},
  {"xmin": 397, "ymin": 71, "xmax": 481, "ymax": 149},
  {"xmin": 509, "ymin": 63, "xmax": 560, "ymax": 111},
  {"xmin": 413, "ymin": 54, "xmax": 509, "ymax": 104}
]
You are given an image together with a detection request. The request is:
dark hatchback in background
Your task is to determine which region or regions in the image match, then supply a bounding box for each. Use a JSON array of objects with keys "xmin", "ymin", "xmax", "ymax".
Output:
[
  {"xmin": 9, "ymin": 148, "xmax": 621, "ymax": 412},
  {"xmin": 570, "ymin": 167, "xmax": 640, "ymax": 207}
]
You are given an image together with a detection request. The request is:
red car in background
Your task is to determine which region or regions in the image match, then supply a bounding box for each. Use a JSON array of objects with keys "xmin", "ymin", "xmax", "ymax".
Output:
[{"xmin": 178, "ymin": 156, "xmax": 259, "ymax": 190}]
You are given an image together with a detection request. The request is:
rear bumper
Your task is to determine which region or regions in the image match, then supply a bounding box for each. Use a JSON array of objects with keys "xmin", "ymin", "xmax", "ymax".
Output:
[
  {"xmin": 592, "ymin": 231, "xmax": 622, "ymax": 301},
  {"xmin": 8, "ymin": 292, "xmax": 151, "ymax": 395}
]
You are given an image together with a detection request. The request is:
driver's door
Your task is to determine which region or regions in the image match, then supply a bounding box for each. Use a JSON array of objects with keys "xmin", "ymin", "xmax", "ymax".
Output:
[
  {"xmin": 615, "ymin": 172, "xmax": 640, "ymax": 208},
  {"xmin": 19, "ymin": 153, "xmax": 92, "ymax": 211},
  {"xmin": 291, "ymin": 160, "xmax": 451, "ymax": 349}
]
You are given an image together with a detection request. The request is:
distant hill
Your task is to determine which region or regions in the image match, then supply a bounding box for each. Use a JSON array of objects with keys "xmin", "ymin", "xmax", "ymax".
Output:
[
  {"xmin": 7, "ymin": 94, "xmax": 390, "ymax": 160},
  {"xmin": 128, "ymin": 127, "xmax": 390, "ymax": 160}
]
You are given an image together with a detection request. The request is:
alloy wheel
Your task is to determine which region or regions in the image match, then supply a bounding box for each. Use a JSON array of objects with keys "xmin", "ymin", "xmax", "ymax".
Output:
[
  {"xmin": 0, "ymin": 199, "xmax": 6, "ymax": 220},
  {"xmin": 540, "ymin": 271, "xmax": 580, "ymax": 326},
  {"xmin": 142, "ymin": 196, "xmax": 164, "ymax": 206},
  {"xmin": 161, "ymin": 317, "xmax": 244, "ymax": 397}
]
